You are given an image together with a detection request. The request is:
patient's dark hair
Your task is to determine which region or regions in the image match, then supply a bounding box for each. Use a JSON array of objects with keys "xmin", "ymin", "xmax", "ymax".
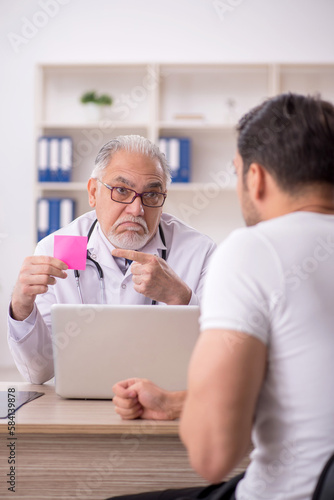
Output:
[{"xmin": 237, "ymin": 93, "xmax": 334, "ymax": 193}]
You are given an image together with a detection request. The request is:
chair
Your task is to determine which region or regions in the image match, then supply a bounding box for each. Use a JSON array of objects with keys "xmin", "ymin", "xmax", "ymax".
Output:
[{"xmin": 312, "ymin": 453, "xmax": 334, "ymax": 500}]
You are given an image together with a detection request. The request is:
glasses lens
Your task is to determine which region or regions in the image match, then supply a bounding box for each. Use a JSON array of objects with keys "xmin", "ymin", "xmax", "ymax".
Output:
[
  {"xmin": 110, "ymin": 186, "xmax": 165, "ymax": 207},
  {"xmin": 111, "ymin": 187, "xmax": 135, "ymax": 203},
  {"xmin": 142, "ymin": 192, "xmax": 165, "ymax": 207}
]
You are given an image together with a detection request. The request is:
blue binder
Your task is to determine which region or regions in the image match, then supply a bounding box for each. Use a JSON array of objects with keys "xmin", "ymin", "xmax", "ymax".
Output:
[
  {"xmin": 177, "ymin": 138, "xmax": 191, "ymax": 183},
  {"xmin": 37, "ymin": 198, "xmax": 76, "ymax": 241},
  {"xmin": 48, "ymin": 199, "xmax": 61, "ymax": 234},
  {"xmin": 158, "ymin": 137, "xmax": 191, "ymax": 183},
  {"xmin": 59, "ymin": 198, "xmax": 75, "ymax": 228},
  {"xmin": 37, "ymin": 198, "xmax": 49, "ymax": 241},
  {"xmin": 38, "ymin": 136, "xmax": 73, "ymax": 182},
  {"xmin": 37, "ymin": 138, "xmax": 49, "ymax": 182}
]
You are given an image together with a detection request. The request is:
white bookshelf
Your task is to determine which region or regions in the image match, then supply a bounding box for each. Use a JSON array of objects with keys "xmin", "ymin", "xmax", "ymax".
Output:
[{"xmin": 34, "ymin": 62, "xmax": 334, "ymax": 244}]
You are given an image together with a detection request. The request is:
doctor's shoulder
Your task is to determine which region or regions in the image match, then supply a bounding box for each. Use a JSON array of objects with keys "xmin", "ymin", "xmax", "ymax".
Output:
[
  {"xmin": 160, "ymin": 213, "xmax": 217, "ymax": 248},
  {"xmin": 160, "ymin": 212, "xmax": 217, "ymax": 253}
]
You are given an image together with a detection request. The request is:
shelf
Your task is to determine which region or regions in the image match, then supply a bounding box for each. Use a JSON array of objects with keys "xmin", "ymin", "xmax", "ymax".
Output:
[
  {"xmin": 170, "ymin": 182, "xmax": 236, "ymax": 191},
  {"xmin": 40, "ymin": 64, "xmax": 154, "ymax": 125},
  {"xmin": 34, "ymin": 62, "xmax": 334, "ymax": 244},
  {"xmin": 36, "ymin": 182, "xmax": 88, "ymax": 191},
  {"xmin": 36, "ymin": 182, "xmax": 236, "ymax": 192},
  {"xmin": 158, "ymin": 122, "xmax": 236, "ymax": 131},
  {"xmin": 38, "ymin": 122, "xmax": 149, "ymax": 130},
  {"xmin": 39, "ymin": 122, "xmax": 237, "ymax": 132}
]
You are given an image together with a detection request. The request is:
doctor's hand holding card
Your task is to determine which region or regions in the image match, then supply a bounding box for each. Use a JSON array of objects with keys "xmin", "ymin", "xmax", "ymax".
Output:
[{"xmin": 10, "ymin": 235, "xmax": 87, "ymax": 322}]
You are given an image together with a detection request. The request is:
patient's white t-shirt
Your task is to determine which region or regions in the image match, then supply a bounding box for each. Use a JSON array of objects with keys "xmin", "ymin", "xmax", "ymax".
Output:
[{"xmin": 200, "ymin": 212, "xmax": 334, "ymax": 500}]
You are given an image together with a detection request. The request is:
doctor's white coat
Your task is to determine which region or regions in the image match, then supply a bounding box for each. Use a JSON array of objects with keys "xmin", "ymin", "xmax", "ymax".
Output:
[{"xmin": 8, "ymin": 211, "xmax": 217, "ymax": 383}]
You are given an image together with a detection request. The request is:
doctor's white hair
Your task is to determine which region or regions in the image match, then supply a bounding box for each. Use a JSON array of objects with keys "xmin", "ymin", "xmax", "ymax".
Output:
[{"xmin": 90, "ymin": 135, "xmax": 171, "ymax": 186}]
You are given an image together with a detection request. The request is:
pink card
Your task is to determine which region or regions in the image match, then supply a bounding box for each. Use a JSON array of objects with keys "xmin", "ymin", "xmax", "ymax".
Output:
[{"xmin": 54, "ymin": 235, "xmax": 88, "ymax": 270}]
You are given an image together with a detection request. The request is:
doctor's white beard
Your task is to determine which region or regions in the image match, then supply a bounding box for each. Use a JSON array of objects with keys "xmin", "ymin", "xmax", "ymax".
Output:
[{"xmin": 106, "ymin": 215, "xmax": 152, "ymax": 250}]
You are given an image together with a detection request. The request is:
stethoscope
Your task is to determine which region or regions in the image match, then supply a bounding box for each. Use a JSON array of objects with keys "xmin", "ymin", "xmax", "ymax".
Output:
[{"xmin": 74, "ymin": 219, "xmax": 167, "ymax": 305}]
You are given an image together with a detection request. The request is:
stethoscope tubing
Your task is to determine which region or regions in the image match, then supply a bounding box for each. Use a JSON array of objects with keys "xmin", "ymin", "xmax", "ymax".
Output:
[{"xmin": 74, "ymin": 219, "xmax": 166, "ymax": 305}]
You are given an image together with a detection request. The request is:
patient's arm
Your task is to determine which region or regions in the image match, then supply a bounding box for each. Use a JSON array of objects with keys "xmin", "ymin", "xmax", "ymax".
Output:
[
  {"xmin": 112, "ymin": 378, "xmax": 186, "ymax": 420},
  {"xmin": 179, "ymin": 329, "xmax": 266, "ymax": 483}
]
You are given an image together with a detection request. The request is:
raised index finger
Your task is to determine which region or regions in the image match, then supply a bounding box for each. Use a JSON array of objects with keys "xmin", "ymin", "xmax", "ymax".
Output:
[{"xmin": 111, "ymin": 249, "xmax": 152, "ymax": 264}]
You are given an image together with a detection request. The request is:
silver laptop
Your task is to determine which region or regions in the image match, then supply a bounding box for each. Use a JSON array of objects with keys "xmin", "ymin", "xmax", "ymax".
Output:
[{"xmin": 51, "ymin": 304, "xmax": 200, "ymax": 399}]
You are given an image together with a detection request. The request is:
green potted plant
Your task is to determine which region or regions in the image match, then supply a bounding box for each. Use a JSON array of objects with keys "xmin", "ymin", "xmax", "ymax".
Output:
[{"xmin": 80, "ymin": 91, "xmax": 113, "ymax": 121}]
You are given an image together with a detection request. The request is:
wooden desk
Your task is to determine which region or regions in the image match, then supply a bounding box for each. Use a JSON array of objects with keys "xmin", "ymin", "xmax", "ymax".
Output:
[{"xmin": 0, "ymin": 382, "xmax": 249, "ymax": 499}]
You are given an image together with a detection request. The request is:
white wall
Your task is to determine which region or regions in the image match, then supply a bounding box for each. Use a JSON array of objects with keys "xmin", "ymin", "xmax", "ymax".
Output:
[{"xmin": 1, "ymin": 0, "xmax": 334, "ymax": 369}]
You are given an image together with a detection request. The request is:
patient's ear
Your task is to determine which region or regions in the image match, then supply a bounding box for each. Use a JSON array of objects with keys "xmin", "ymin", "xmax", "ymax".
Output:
[
  {"xmin": 247, "ymin": 163, "xmax": 266, "ymax": 200},
  {"xmin": 87, "ymin": 178, "xmax": 97, "ymax": 208}
]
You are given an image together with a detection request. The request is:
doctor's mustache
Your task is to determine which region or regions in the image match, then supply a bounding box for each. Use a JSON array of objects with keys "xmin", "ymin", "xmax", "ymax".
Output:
[{"xmin": 113, "ymin": 216, "xmax": 149, "ymax": 233}]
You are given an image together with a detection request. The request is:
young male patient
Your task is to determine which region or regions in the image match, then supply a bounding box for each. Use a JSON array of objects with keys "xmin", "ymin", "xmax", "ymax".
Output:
[{"xmin": 111, "ymin": 93, "xmax": 334, "ymax": 500}]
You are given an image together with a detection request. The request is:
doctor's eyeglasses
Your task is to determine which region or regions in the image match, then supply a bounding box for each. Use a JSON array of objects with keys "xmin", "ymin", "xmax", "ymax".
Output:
[{"xmin": 97, "ymin": 179, "xmax": 167, "ymax": 208}]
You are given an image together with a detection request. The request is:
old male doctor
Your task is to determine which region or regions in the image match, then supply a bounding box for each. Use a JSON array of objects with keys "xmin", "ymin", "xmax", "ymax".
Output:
[{"xmin": 8, "ymin": 135, "xmax": 216, "ymax": 384}]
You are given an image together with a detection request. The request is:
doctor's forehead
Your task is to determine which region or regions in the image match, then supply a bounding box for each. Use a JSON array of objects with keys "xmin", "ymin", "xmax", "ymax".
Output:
[
  {"xmin": 109, "ymin": 174, "xmax": 164, "ymax": 190},
  {"xmin": 103, "ymin": 150, "xmax": 166, "ymax": 185}
]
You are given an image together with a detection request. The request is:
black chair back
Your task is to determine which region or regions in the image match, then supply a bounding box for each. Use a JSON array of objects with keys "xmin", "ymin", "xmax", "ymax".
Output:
[{"xmin": 312, "ymin": 453, "xmax": 334, "ymax": 500}]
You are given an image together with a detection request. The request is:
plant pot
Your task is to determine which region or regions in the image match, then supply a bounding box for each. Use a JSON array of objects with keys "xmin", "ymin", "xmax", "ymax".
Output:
[
  {"xmin": 82, "ymin": 103, "xmax": 112, "ymax": 123},
  {"xmin": 83, "ymin": 103, "xmax": 101, "ymax": 122}
]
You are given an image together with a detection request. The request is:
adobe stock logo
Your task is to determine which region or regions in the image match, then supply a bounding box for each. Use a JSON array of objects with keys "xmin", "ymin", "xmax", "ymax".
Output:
[
  {"xmin": 212, "ymin": 0, "xmax": 246, "ymax": 21},
  {"xmin": 285, "ymin": 235, "xmax": 334, "ymax": 292},
  {"xmin": 7, "ymin": 0, "xmax": 71, "ymax": 54}
]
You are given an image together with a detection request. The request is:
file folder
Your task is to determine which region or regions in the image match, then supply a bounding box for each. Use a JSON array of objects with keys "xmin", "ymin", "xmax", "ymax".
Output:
[
  {"xmin": 37, "ymin": 198, "xmax": 49, "ymax": 241},
  {"xmin": 60, "ymin": 198, "xmax": 75, "ymax": 228},
  {"xmin": 37, "ymin": 198, "xmax": 76, "ymax": 241},
  {"xmin": 37, "ymin": 136, "xmax": 73, "ymax": 182},
  {"xmin": 38, "ymin": 138, "xmax": 49, "ymax": 182},
  {"xmin": 158, "ymin": 137, "xmax": 191, "ymax": 183}
]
